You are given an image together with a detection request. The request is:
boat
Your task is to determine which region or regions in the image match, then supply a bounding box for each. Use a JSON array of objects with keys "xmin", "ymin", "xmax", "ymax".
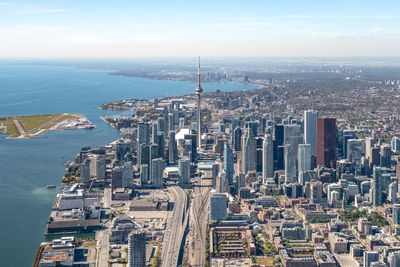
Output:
[{"xmin": 46, "ymin": 185, "xmax": 56, "ymax": 189}]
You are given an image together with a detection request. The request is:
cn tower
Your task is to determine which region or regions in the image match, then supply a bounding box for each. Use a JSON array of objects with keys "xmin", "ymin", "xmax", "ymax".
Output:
[{"xmin": 195, "ymin": 57, "xmax": 203, "ymax": 150}]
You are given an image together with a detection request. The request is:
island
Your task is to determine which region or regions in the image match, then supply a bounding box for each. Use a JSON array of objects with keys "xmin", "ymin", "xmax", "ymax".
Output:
[{"xmin": 0, "ymin": 113, "xmax": 95, "ymax": 138}]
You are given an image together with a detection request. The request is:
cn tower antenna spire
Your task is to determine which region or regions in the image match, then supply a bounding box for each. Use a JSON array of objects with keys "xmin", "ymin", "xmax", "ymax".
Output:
[
  {"xmin": 198, "ymin": 56, "xmax": 201, "ymax": 88},
  {"xmin": 195, "ymin": 56, "xmax": 202, "ymax": 151},
  {"xmin": 196, "ymin": 56, "xmax": 203, "ymax": 94}
]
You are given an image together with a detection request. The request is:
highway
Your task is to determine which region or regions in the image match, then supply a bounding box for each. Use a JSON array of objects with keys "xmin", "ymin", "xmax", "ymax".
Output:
[{"xmin": 161, "ymin": 186, "xmax": 189, "ymax": 267}]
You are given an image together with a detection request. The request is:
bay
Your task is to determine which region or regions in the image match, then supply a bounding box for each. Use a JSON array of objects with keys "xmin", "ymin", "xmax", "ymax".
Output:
[{"xmin": 0, "ymin": 64, "xmax": 258, "ymax": 266}]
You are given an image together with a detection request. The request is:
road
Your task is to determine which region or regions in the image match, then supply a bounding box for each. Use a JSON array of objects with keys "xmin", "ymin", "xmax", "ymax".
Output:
[
  {"xmin": 161, "ymin": 186, "xmax": 189, "ymax": 267},
  {"xmin": 103, "ymin": 188, "xmax": 111, "ymax": 209},
  {"xmin": 96, "ymin": 229, "xmax": 109, "ymax": 267},
  {"xmin": 189, "ymin": 174, "xmax": 212, "ymax": 267},
  {"xmin": 96, "ymin": 187, "xmax": 111, "ymax": 267}
]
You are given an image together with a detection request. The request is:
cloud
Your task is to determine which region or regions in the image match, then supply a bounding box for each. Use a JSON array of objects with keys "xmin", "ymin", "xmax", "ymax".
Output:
[
  {"xmin": 371, "ymin": 27, "xmax": 383, "ymax": 32},
  {"xmin": 12, "ymin": 8, "xmax": 69, "ymax": 14},
  {"xmin": 288, "ymin": 15, "xmax": 400, "ymax": 19},
  {"xmin": 209, "ymin": 22, "xmax": 270, "ymax": 27}
]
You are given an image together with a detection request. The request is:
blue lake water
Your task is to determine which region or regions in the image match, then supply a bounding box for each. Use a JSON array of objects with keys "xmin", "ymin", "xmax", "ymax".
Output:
[{"xmin": 0, "ymin": 64, "xmax": 258, "ymax": 266}]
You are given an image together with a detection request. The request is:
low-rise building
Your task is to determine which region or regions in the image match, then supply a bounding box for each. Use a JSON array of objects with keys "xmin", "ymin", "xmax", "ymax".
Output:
[
  {"xmin": 279, "ymin": 248, "xmax": 317, "ymax": 267},
  {"xmin": 39, "ymin": 237, "xmax": 75, "ymax": 267},
  {"xmin": 328, "ymin": 233, "xmax": 347, "ymax": 253}
]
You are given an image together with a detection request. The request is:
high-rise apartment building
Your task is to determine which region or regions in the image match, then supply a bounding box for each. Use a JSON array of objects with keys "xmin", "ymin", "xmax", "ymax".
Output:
[
  {"xmin": 137, "ymin": 123, "xmax": 150, "ymax": 147},
  {"xmin": 127, "ymin": 230, "xmax": 146, "ymax": 267},
  {"xmin": 372, "ymin": 166, "xmax": 387, "ymax": 207},
  {"xmin": 122, "ymin": 161, "xmax": 133, "ymax": 188},
  {"xmin": 178, "ymin": 158, "xmax": 190, "ymax": 185},
  {"xmin": 151, "ymin": 158, "xmax": 164, "ymax": 188},
  {"xmin": 168, "ymin": 131, "xmax": 177, "ymax": 164}
]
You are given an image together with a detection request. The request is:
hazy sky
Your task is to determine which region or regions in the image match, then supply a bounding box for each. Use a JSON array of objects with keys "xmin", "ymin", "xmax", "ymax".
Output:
[{"xmin": 1, "ymin": 0, "xmax": 400, "ymax": 57}]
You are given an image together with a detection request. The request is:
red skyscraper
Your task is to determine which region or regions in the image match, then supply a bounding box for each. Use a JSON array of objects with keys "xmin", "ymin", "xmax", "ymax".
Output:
[{"xmin": 316, "ymin": 118, "xmax": 336, "ymax": 168}]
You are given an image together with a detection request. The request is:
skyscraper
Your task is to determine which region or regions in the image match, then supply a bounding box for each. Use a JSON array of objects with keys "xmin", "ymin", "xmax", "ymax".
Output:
[
  {"xmin": 216, "ymin": 171, "xmax": 228, "ymax": 193},
  {"xmin": 245, "ymin": 121, "xmax": 258, "ymax": 137},
  {"xmin": 149, "ymin": 144, "xmax": 159, "ymax": 183},
  {"xmin": 210, "ymin": 193, "xmax": 228, "ymax": 221},
  {"xmin": 242, "ymin": 127, "xmax": 256, "ymax": 174},
  {"xmin": 284, "ymin": 124, "xmax": 301, "ymax": 146},
  {"xmin": 178, "ymin": 158, "xmax": 190, "ymax": 185},
  {"xmin": 184, "ymin": 133, "xmax": 197, "ymax": 161},
  {"xmin": 156, "ymin": 117, "xmax": 165, "ymax": 136},
  {"xmin": 316, "ymin": 118, "xmax": 336, "ymax": 168},
  {"xmin": 380, "ymin": 145, "xmax": 392, "ymax": 168},
  {"xmin": 138, "ymin": 144, "xmax": 149, "ymax": 167},
  {"xmin": 195, "ymin": 57, "xmax": 203, "ymax": 150},
  {"xmin": 156, "ymin": 133, "xmax": 165, "ymax": 160},
  {"xmin": 236, "ymin": 172, "xmax": 246, "ymax": 192},
  {"xmin": 122, "ymin": 161, "xmax": 133, "ymax": 188},
  {"xmin": 372, "ymin": 166, "xmax": 386, "ymax": 207},
  {"xmin": 298, "ymin": 144, "xmax": 311, "ymax": 175},
  {"xmin": 365, "ymin": 137, "xmax": 375, "ymax": 162},
  {"xmin": 168, "ymin": 113, "xmax": 174, "ymax": 133},
  {"xmin": 392, "ymin": 137, "xmax": 400, "ymax": 152},
  {"xmin": 389, "ymin": 181, "xmax": 398, "ymax": 204},
  {"xmin": 233, "ymin": 126, "xmax": 242, "ymax": 152},
  {"xmin": 168, "ymin": 131, "xmax": 177, "ymax": 165},
  {"xmin": 140, "ymin": 164, "xmax": 149, "ymax": 185},
  {"xmin": 116, "ymin": 140, "xmax": 130, "ymax": 162},
  {"xmin": 127, "ymin": 230, "xmax": 146, "ymax": 267},
  {"xmin": 179, "ymin": 117, "xmax": 185, "ymax": 129},
  {"xmin": 151, "ymin": 122, "xmax": 158, "ymax": 144},
  {"xmin": 89, "ymin": 154, "xmax": 106, "ymax": 179},
  {"xmin": 262, "ymin": 134, "xmax": 274, "ymax": 179},
  {"xmin": 284, "ymin": 143, "xmax": 297, "ymax": 184},
  {"xmin": 393, "ymin": 205, "xmax": 400, "ymax": 225},
  {"xmin": 283, "ymin": 125, "xmax": 302, "ymax": 184},
  {"xmin": 137, "ymin": 123, "xmax": 150, "ymax": 146},
  {"xmin": 80, "ymin": 159, "xmax": 91, "ymax": 183},
  {"xmin": 223, "ymin": 142, "xmax": 234, "ymax": 185},
  {"xmin": 371, "ymin": 146, "xmax": 381, "ymax": 168},
  {"xmin": 151, "ymin": 158, "xmax": 164, "ymax": 188},
  {"xmin": 347, "ymin": 139, "xmax": 365, "ymax": 171},
  {"xmin": 111, "ymin": 166, "xmax": 122, "ymax": 188},
  {"xmin": 274, "ymin": 124, "xmax": 284, "ymax": 147},
  {"xmin": 138, "ymin": 123, "xmax": 150, "ymax": 168},
  {"xmin": 304, "ymin": 110, "xmax": 318, "ymax": 157},
  {"xmin": 231, "ymin": 118, "xmax": 240, "ymax": 143}
]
